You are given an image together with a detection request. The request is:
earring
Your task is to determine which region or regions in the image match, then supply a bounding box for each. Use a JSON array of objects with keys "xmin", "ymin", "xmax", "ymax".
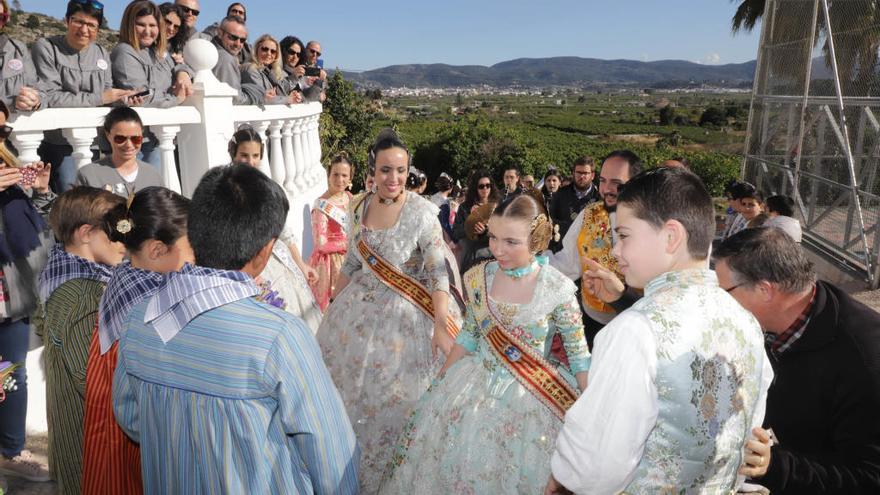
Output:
[{"xmin": 370, "ymin": 184, "xmax": 377, "ymax": 194}]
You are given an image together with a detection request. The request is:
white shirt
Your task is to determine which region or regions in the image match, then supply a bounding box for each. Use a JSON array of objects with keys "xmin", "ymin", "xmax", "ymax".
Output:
[{"xmin": 550, "ymin": 310, "xmax": 774, "ymax": 494}]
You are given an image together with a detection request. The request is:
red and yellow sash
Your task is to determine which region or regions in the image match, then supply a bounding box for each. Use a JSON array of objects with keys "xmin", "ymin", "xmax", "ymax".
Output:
[
  {"xmin": 467, "ymin": 266, "xmax": 578, "ymax": 419},
  {"xmin": 358, "ymin": 239, "xmax": 460, "ymax": 339},
  {"xmin": 314, "ymin": 194, "xmax": 350, "ymax": 233}
]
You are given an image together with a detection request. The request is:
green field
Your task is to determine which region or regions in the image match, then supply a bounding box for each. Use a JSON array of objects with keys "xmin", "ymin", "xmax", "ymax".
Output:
[{"xmin": 372, "ymin": 91, "xmax": 751, "ymax": 195}]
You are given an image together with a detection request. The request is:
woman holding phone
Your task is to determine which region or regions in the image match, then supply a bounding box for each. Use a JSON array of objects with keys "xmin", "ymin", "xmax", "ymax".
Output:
[
  {"xmin": 111, "ymin": 1, "xmax": 193, "ymax": 167},
  {"xmin": 0, "ymin": 100, "xmax": 54, "ymax": 484}
]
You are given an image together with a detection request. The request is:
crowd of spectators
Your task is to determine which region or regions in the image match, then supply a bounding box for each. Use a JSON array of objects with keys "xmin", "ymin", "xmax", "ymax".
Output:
[{"xmin": 0, "ymin": 0, "xmax": 325, "ymax": 195}]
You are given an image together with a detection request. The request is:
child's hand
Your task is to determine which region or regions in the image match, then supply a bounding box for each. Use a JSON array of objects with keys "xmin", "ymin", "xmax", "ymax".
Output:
[{"xmin": 583, "ymin": 258, "xmax": 625, "ymax": 303}]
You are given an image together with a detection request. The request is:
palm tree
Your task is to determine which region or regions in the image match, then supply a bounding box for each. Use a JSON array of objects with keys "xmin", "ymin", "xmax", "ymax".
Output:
[{"xmin": 730, "ymin": 0, "xmax": 879, "ymax": 96}]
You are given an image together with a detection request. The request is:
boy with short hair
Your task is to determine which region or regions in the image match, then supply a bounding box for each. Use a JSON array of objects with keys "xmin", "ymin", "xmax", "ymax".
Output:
[
  {"xmin": 112, "ymin": 165, "xmax": 359, "ymax": 494},
  {"xmin": 547, "ymin": 167, "xmax": 773, "ymax": 493},
  {"xmin": 721, "ymin": 181, "xmax": 758, "ymax": 240},
  {"xmin": 764, "ymin": 194, "xmax": 801, "ymax": 242},
  {"xmin": 36, "ymin": 186, "xmax": 126, "ymax": 494}
]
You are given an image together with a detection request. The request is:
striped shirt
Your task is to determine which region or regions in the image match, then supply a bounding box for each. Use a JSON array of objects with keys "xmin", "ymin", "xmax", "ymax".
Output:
[{"xmin": 113, "ymin": 293, "xmax": 360, "ymax": 494}]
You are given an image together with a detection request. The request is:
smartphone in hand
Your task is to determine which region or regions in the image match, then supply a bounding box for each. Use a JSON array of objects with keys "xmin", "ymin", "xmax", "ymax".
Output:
[{"xmin": 18, "ymin": 164, "xmax": 38, "ymax": 188}]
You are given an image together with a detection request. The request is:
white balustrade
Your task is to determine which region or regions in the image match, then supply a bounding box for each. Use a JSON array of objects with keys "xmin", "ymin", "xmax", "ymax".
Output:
[
  {"xmin": 267, "ymin": 120, "xmax": 286, "ymax": 185},
  {"xmin": 250, "ymin": 119, "xmax": 272, "ymax": 177}
]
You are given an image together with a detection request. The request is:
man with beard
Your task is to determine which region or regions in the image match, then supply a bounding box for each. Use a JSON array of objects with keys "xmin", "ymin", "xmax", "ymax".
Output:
[
  {"xmin": 210, "ymin": 15, "xmax": 249, "ymax": 104},
  {"xmin": 550, "ymin": 150, "xmax": 641, "ymax": 346},
  {"xmin": 548, "ymin": 156, "xmax": 600, "ymax": 252}
]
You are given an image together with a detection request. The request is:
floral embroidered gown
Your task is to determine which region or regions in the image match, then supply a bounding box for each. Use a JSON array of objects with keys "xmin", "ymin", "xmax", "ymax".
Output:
[
  {"xmin": 308, "ymin": 191, "xmax": 351, "ymax": 311},
  {"xmin": 316, "ymin": 192, "xmax": 463, "ymax": 493},
  {"xmin": 260, "ymin": 242, "xmax": 322, "ymax": 334},
  {"xmin": 380, "ymin": 261, "xmax": 590, "ymax": 494}
]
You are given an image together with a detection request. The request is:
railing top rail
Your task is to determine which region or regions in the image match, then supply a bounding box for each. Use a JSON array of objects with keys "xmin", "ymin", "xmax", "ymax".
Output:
[
  {"xmin": 7, "ymin": 106, "xmax": 203, "ymax": 132},
  {"xmin": 753, "ymin": 94, "xmax": 880, "ymax": 106},
  {"xmin": 231, "ymin": 102, "xmax": 323, "ymax": 122}
]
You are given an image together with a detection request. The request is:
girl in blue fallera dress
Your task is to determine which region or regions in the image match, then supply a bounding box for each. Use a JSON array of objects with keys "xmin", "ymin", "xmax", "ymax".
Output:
[{"xmin": 380, "ymin": 194, "xmax": 591, "ymax": 494}]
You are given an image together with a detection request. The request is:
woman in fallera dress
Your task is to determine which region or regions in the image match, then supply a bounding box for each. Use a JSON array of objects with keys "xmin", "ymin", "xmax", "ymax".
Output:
[
  {"xmin": 308, "ymin": 153, "xmax": 353, "ymax": 311},
  {"xmin": 380, "ymin": 194, "xmax": 590, "ymax": 494},
  {"xmin": 316, "ymin": 129, "xmax": 462, "ymax": 493}
]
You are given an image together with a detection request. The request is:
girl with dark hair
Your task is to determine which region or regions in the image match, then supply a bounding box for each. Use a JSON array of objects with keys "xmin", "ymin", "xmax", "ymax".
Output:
[
  {"xmin": 278, "ymin": 36, "xmax": 306, "ymax": 95},
  {"xmin": 158, "ymin": 3, "xmax": 186, "ymax": 64},
  {"xmin": 406, "ymin": 167, "xmax": 427, "ymax": 194},
  {"xmin": 316, "ymin": 128, "xmax": 463, "ymax": 492},
  {"xmin": 226, "ymin": 130, "xmax": 322, "ymax": 333},
  {"xmin": 81, "ymin": 186, "xmax": 191, "ymax": 494},
  {"xmin": 452, "ymin": 168, "xmax": 498, "ymax": 272},
  {"xmin": 307, "ymin": 153, "xmax": 352, "ymax": 311},
  {"xmin": 381, "ymin": 194, "xmax": 589, "ymax": 494},
  {"xmin": 541, "ymin": 168, "xmax": 561, "ymax": 208}
]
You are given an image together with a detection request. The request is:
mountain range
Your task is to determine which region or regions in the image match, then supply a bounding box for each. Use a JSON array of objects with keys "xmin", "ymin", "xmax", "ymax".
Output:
[{"xmin": 340, "ymin": 57, "xmax": 759, "ymax": 88}]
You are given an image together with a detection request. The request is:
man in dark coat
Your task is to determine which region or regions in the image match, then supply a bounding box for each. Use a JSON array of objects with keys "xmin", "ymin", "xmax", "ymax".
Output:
[
  {"xmin": 548, "ymin": 156, "xmax": 599, "ymax": 252},
  {"xmin": 714, "ymin": 227, "xmax": 880, "ymax": 494}
]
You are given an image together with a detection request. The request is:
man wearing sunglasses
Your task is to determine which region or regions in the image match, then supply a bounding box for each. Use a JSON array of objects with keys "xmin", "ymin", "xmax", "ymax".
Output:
[
  {"xmin": 74, "ymin": 106, "xmax": 163, "ymax": 196},
  {"xmin": 0, "ymin": 0, "xmax": 43, "ymax": 112},
  {"xmin": 210, "ymin": 15, "xmax": 249, "ymax": 105},
  {"xmin": 32, "ymin": 0, "xmax": 138, "ymax": 192},
  {"xmin": 203, "ymin": 3, "xmax": 252, "ymax": 65},
  {"xmin": 174, "ymin": 0, "xmax": 201, "ymax": 37},
  {"xmin": 299, "ymin": 40, "xmax": 326, "ymax": 103}
]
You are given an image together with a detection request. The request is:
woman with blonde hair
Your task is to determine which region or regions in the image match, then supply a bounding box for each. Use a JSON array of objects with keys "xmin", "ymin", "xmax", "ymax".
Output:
[{"xmin": 241, "ymin": 34, "xmax": 302, "ymax": 105}]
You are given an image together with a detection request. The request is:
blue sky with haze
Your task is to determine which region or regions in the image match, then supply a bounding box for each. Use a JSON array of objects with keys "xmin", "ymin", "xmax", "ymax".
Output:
[{"xmin": 21, "ymin": 0, "xmax": 761, "ymax": 71}]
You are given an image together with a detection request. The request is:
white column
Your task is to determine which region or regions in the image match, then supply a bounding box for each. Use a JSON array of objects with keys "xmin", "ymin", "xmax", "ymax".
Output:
[
  {"xmin": 62, "ymin": 127, "xmax": 98, "ymax": 169},
  {"xmin": 152, "ymin": 125, "xmax": 182, "ymax": 193},
  {"xmin": 307, "ymin": 114, "xmax": 324, "ymax": 186},
  {"xmin": 292, "ymin": 118, "xmax": 308, "ymax": 191},
  {"xmin": 10, "ymin": 130, "xmax": 45, "ymax": 165},
  {"xmin": 267, "ymin": 120, "xmax": 285, "ymax": 185},
  {"xmin": 250, "ymin": 120, "xmax": 272, "ymax": 177},
  {"xmin": 281, "ymin": 119, "xmax": 297, "ymax": 193},
  {"xmin": 176, "ymin": 39, "xmax": 237, "ymax": 196}
]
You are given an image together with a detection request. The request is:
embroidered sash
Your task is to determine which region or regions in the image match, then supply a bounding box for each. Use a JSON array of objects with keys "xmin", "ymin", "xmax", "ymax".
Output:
[
  {"xmin": 467, "ymin": 266, "xmax": 578, "ymax": 420},
  {"xmin": 314, "ymin": 197, "xmax": 349, "ymax": 233},
  {"xmin": 357, "ymin": 238, "xmax": 460, "ymax": 339},
  {"xmin": 577, "ymin": 202, "xmax": 621, "ymax": 313}
]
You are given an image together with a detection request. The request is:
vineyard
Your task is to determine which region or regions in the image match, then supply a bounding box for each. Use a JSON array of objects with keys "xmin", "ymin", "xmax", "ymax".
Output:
[{"xmin": 321, "ymin": 74, "xmax": 752, "ymax": 196}]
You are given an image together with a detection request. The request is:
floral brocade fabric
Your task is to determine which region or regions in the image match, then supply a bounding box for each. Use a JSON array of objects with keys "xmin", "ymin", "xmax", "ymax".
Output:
[
  {"xmin": 316, "ymin": 193, "xmax": 461, "ymax": 493},
  {"xmin": 379, "ymin": 262, "xmax": 590, "ymax": 494}
]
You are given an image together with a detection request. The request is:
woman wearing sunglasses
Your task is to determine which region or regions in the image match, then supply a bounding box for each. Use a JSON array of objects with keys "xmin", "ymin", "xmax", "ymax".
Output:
[
  {"xmin": 0, "ymin": 0, "xmax": 41, "ymax": 112},
  {"xmin": 74, "ymin": 106, "xmax": 163, "ymax": 197},
  {"xmin": 241, "ymin": 34, "xmax": 302, "ymax": 106},
  {"xmin": 452, "ymin": 168, "xmax": 499, "ymax": 273},
  {"xmin": 111, "ymin": 1, "xmax": 193, "ymax": 171}
]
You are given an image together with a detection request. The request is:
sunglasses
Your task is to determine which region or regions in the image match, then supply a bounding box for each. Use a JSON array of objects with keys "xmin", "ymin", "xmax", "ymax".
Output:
[
  {"xmin": 259, "ymin": 46, "xmax": 277, "ymax": 55},
  {"xmin": 164, "ymin": 17, "xmax": 180, "ymax": 30},
  {"xmin": 287, "ymin": 49, "xmax": 301, "ymax": 57},
  {"xmin": 309, "ymin": 48, "xmax": 321, "ymax": 57},
  {"xmin": 112, "ymin": 134, "xmax": 144, "ymax": 146},
  {"xmin": 477, "ymin": 183, "xmax": 492, "ymax": 190},
  {"xmin": 71, "ymin": 0, "xmax": 104, "ymax": 11},
  {"xmin": 0, "ymin": 125, "xmax": 12, "ymax": 141},
  {"xmin": 222, "ymin": 29, "xmax": 246, "ymax": 44},
  {"xmin": 180, "ymin": 5, "xmax": 200, "ymax": 16}
]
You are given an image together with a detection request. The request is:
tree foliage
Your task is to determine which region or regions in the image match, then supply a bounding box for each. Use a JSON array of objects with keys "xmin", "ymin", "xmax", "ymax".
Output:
[{"xmin": 320, "ymin": 72, "xmax": 375, "ymax": 178}]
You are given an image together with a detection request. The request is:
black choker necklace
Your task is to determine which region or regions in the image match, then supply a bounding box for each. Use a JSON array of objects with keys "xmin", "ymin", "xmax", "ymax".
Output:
[{"xmin": 376, "ymin": 192, "xmax": 403, "ymax": 205}]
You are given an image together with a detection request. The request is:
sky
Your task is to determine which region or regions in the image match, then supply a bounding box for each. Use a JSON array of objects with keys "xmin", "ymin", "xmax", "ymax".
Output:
[{"xmin": 21, "ymin": 0, "xmax": 762, "ymax": 72}]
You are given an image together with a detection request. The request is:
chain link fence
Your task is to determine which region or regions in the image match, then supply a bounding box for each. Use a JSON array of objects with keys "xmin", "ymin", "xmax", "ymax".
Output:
[{"xmin": 742, "ymin": 0, "xmax": 880, "ymax": 287}]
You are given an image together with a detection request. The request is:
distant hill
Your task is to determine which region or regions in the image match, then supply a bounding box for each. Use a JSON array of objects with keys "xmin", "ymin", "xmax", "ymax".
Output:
[
  {"xmin": 5, "ymin": 10, "xmax": 119, "ymax": 51},
  {"xmin": 341, "ymin": 57, "xmax": 759, "ymax": 89}
]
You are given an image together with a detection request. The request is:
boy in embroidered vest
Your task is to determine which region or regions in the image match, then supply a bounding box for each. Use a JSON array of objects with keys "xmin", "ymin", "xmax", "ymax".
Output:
[
  {"xmin": 546, "ymin": 167, "xmax": 773, "ymax": 494},
  {"xmin": 112, "ymin": 165, "xmax": 359, "ymax": 494},
  {"xmin": 35, "ymin": 186, "xmax": 126, "ymax": 494}
]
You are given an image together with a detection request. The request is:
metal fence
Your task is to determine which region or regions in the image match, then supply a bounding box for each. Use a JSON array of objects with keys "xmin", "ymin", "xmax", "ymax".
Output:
[{"xmin": 742, "ymin": 0, "xmax": 880, "ymax": 288}]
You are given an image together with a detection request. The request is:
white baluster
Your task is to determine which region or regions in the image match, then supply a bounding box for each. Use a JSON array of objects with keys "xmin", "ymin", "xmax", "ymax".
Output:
[
  {"xmin": 249, "ymin": 120, "xmax": 272, "ymax": 177},
  {"xmin": 152, "ymin": 125, "xmax": 182, "ymax": 193},
  {"xmin": 281, "ymin": 119, "xmax": 297, "ymax": 193},
  {"xmin": 62, "ymin": 127, "xmax": 99, "ymax": 169},
  {"xmin": 299, "ymin": 118, "xmax": 313, "ymax": 186},
  {"xmin": 308, "ymin": 115, "xmax": 324, "ymax": 186},
  {"xmin": 267, "ymin": 120, "xmax": 285, "ymax": 186},
  {"xmin": 10, "ymin": 130, "xmax": 45, "ymax": 165},
  {"xmin": 292, "ymin": 119, "xmax": 308, "ymax": 191}
]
